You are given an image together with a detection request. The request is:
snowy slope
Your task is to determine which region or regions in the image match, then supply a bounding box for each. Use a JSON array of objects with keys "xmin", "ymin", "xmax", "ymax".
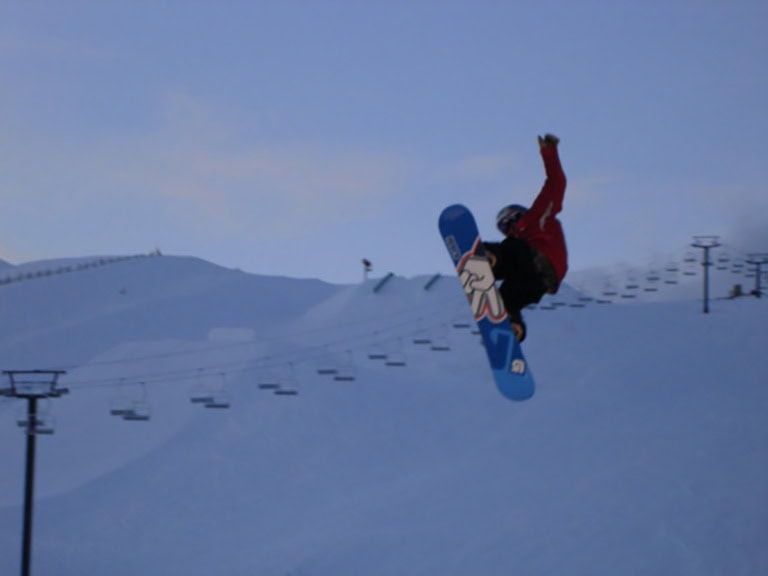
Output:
[{"xmin": 0, "ymin": 255, "xmax": 766, "ymax": 576}]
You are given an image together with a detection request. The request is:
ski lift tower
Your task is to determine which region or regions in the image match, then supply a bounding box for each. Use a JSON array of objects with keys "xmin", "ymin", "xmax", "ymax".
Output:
[
  {"xmin": 745, "ymin": 253, "xmax": 768, "ymax": 297},
  {"xmin": 1, "ymin": 370, "xmax": 68, "ymax": 576},
  {"xmin": 691, "ymin": 235, "xmax": 720, "ymax": 314}
]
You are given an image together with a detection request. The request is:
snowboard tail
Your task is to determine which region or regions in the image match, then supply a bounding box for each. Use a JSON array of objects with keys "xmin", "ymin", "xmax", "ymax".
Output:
[{"xmin": 439, "ymin": 204, "xmax": 535, "ymax": 401}]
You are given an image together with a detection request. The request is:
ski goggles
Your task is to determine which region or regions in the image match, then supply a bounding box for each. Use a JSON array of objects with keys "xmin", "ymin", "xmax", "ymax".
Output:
[{"xmin": 497, "ymin": 215, "xmax": 520, "ymax": 235}]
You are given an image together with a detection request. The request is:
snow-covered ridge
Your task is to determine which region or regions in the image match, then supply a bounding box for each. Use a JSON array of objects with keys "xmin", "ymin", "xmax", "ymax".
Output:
[{"xmin": 0, "ymin": 254, "xmax": 766, "ymax": 576}]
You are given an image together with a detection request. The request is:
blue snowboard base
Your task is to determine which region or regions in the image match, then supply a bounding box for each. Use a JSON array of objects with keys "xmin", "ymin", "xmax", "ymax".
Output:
[{"xmin": 439, "ymin": 204, "xmax": 535, "ymax": 401}]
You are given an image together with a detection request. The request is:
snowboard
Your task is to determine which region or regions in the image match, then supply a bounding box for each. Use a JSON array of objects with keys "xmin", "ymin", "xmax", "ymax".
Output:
[{"xmin": 438, "ymin": 204, "xmax": 535, "ymax": 401}]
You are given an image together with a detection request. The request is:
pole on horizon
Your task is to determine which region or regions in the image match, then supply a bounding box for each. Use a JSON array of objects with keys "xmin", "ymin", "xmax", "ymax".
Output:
[
  {"xmin": 690, "ymin": 236, "xmax": 720, "ymax": 314},
  {"xmin": 1, "ymin": 370, "xmax": 67, "ymax": 576},
  {"xmin": 362, "ymin": 259, "xmax": 372, "ymax": 282}
]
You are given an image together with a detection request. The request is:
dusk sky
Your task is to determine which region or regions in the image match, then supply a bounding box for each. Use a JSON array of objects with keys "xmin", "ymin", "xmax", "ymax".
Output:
[{"xmin": 2, "ymin": 1, "xmax": 766, "ymax": 283}]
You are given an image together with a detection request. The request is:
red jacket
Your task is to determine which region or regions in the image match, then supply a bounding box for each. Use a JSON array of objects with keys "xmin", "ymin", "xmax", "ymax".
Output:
[{"xmin": 513, "ymin": 146, "xmax": 568, "ymax": 284}]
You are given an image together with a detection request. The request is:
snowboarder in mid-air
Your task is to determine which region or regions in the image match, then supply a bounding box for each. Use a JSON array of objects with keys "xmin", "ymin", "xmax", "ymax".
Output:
[{"xmin": 483, "ymin": 134, "xmax": 568, "ymax": 342}]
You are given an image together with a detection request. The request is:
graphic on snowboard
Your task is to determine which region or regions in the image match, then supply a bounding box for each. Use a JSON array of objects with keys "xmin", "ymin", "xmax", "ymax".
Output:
[
  {"xmin": 457, "ymin": 238, "xmax": 507, "ymax": 323},
  {"xmin": 439, "ymin": 204, "xmax": 535, "ymax": 401}
]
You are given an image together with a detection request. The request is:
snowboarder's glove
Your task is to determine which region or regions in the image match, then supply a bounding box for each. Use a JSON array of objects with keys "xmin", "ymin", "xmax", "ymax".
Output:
[
  {"xmin": 538, "ymin": 134, "xmax": 560, "ymax": 148},
  {"xmin": 512, "ymin": 321, "xmax": 526, "ymax": 343},
  {"xmin": 508, "ymin": 308, "xmax": 527, "ymax": 342}
]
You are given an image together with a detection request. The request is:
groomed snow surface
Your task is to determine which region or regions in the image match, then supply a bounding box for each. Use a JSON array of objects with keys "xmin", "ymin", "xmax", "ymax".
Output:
[{"xmin": 0, "ymin": 255, "xmax": 766, "ymax": 575}]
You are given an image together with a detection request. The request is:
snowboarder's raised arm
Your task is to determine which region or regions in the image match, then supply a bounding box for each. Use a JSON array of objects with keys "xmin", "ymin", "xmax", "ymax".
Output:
[{"xmin": 525, "ymin": 135, "xmax": 566, "ymax": 226}]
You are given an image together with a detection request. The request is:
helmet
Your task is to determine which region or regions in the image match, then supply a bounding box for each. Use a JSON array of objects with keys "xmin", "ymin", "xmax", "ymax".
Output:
[{"xmin": 495, "ymin": 204, "xmax": 528, "ymax": 235}]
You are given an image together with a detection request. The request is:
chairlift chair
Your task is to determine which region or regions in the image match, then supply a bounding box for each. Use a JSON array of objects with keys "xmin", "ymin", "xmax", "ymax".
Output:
[
  {"xmin": 385, "ymin": 351, "xmax": 407, "ymax": 367},
  {"xmin": 366, "ymin": 344, "xmax": 388, "ymax": 361},
  {"xmin": 201, "ymin": 373, "xmax": 232, "ymax": 409},
  {"xmin": 34, "ymin": 421, "xmax": 55, "ymax": 435},
  {"xmin": 257, "ymin": 369, "xmax": 282, "ymax": 390},
  {"xmin": 17, "ymin": 416, "xmax": 55, "ymax": 435},
  {"xmin": 333, "ymin": 350, "xmax": 358, "ymax": 381},
  {"xmin": 110, "ymin": 399, "xmax": 135, "ymax": 417},
  {"xmin": 272, "ymin": 364, "xmax": 299, "ymax": 396},
  {"xmin": 110, "ymin": 384, "xmax": 136, "ymax": 416},
  {"xmin": 274, "ymin": 376, "xmax": 299, "ymax": 396},
  {"xmin": 190, "ymin": 369, "xmax": 215, "ymax": 404},
  {"xmin": 430, "ymin": 341, "xmax": 451, "ymax": 352},
  {"xmin": 122, "ymin": 403, "xmax": 151, "ymax": 421},
  {"xmin": 119, "ymin": 382, "xmax": 151, "ymax": 422},
  {"xmin": 450, "ymin": 311, "xmax": 472, "ymax": 329},
  {"xmin": 190, "ymin": 392, "xmax": 216, "ymax": 405},
  {"xmin": 643, "ymin": 272, "xmax": 661, "ymax": 291},
  {"xmin": 316, "ymin": 347, "xmax": 340, "ymax": 376},
  {"xmin": 16, "ymin": 401, "xmax": 55, "ymax": 435},
  {"xmin": 411, "ymin": 333, "xmax": 432, "ymax": 345},
  {"xmin": 204, "ymin": 391, "xmax": 231, "ymax": 409}
]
